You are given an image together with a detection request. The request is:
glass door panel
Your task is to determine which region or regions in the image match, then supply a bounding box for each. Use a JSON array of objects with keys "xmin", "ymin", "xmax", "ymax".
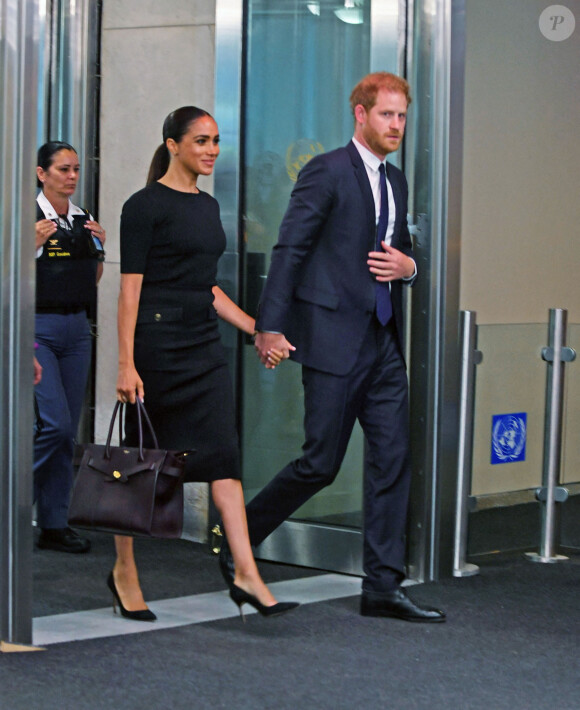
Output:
[{"xmin": 241, "ymin": 0, "xmax": 397, "ymax": 570}]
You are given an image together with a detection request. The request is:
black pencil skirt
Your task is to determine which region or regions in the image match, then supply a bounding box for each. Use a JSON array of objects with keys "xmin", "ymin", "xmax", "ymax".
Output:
[{"xmin": 124, "ymin": 323, "xmax": 241, "ymax": 483}]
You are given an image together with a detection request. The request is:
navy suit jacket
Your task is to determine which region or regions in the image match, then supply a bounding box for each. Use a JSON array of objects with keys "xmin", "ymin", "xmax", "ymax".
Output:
[{"xmin": 256, "ymin": 141, "xmax": 415, "ymax": 376}]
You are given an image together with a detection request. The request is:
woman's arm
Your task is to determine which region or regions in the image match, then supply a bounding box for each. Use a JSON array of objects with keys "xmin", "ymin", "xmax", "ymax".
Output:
[
  {"xmin": 211, "ymin": 285, "xmax": 255, "ymax": 335},
  {"xmin": 116, "ymin": 273, "xmax": 144, "ymax": 403},
  {"xmin": 85, "ymin": 219, "xmax": 106, "ymax": 285}
]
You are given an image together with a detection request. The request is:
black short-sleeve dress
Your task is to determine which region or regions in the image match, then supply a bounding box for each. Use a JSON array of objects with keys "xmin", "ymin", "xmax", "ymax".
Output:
[{"xmin": 120, "ymin": 182, "xmax": 240, "ymax": 481}]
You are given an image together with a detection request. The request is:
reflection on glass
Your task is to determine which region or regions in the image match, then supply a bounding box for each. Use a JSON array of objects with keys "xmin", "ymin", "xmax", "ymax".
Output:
[{"xmin": 241, "ymin": 0, "xmax": 370, "ymax": 528}]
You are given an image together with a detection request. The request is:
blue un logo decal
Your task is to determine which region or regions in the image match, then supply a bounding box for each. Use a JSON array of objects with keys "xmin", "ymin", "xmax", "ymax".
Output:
[{"xmin": 491, "ymin": 413, "xmax": 527, "ymax": 465}]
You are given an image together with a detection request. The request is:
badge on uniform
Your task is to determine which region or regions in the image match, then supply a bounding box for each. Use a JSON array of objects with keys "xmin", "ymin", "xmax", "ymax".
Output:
[{"xmin": 46, "ymin": 236, "xmax": 71, "ymax": 258}]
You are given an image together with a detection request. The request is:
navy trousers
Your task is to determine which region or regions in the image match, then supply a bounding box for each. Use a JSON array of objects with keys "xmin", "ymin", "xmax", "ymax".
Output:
[
  {"xmin": 34, "ymin": 312, "xmax": 92, "ymax": 529},
  {"xmin": 246, "ymin": 317, "xmax": 411, "ymax": 593}
]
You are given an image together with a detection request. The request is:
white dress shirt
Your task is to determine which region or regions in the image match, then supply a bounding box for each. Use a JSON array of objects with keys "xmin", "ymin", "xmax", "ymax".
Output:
[
  {"xmin": 352, "ymin": 137, "xmax": 416, "ymax": 281},
  {"xmin": 36, "ymin": 191, "xmax": 90, "ymax": 259}
]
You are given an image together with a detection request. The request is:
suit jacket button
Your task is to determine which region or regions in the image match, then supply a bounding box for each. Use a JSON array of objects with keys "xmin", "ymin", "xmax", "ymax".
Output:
[{"xmin": 154, "ymin": 313, "xmax": 162, "ymax": 321}]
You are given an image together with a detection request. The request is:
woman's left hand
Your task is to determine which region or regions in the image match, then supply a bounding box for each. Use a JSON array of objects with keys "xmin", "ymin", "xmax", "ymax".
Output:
[
  {"xmin": 264, "ymin": 347, "xmax": 286, "ymax": 369},
  {"xmin": 85, "ymin": 220, "xmax": 106, "ymax": 245}
]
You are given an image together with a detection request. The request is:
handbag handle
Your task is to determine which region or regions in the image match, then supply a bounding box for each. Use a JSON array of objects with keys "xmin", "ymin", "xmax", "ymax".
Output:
[
  {"xmin": 104, "ymin": 399, "xmax": 159, "ymax": 461},
  {"xmin": 136, "ymin": 398, "xmax": 159, "ymax": 450}
]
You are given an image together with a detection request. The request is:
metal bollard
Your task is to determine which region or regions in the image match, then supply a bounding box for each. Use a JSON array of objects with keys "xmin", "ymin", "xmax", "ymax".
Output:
[
  {"xmin": 453, "ymin": 311, "xmax": 482, "ymax": 577},
  {"xmin": 526, "ymin": 309, "xmax": 576, "ymax": 564}
]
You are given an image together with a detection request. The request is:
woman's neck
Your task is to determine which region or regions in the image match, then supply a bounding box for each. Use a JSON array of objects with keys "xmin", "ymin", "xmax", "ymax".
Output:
[
  {"xmin": 157, "ymin": 164, "xmax": 199, "ymax": 193},
  {"xmin": 43, "ymin": 189, "xmax": 69, "ymax": 215}
]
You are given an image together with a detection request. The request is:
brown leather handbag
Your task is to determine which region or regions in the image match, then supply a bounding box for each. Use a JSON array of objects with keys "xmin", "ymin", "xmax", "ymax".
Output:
[{"xmin": 68, "ymin": 400, "xmax": 191, "ymax": 538}]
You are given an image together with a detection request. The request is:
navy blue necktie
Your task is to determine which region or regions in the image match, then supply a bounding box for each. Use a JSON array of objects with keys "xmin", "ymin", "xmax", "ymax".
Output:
[{"xmin": 376, "ymin": 163, "xmax": 393, "ymax": 325}]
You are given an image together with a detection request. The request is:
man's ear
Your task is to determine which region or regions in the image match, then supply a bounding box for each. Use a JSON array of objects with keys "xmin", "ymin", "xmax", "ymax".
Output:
[{"xmin": 354, "ymin": 104, "xmax": 367, "ymax": 125}]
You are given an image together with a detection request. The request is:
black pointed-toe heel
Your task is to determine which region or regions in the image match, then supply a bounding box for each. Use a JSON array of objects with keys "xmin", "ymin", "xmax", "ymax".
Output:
[
  {"xmin": 229, "ymin": 583, "xmax": 299, "ymax": 622},
  {"xmin": 106, "ymin": 572, "xmax": 157, "ymax": 622}
]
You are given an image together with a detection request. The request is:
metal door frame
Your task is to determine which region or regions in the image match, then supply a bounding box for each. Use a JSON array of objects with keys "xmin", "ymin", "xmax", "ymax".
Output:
[
  {"xmin": 0, "ymin": 0, "xmax": 40, "ymax": 646},
  {"xmin": 0, "ymin": 0, "xmax": 101, "ymax": 646}
]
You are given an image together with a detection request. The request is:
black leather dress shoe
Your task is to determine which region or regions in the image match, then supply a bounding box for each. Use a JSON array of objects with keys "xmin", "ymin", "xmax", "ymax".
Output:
[
  {"xmin": 37, "ymin": 527, "xmax": 91, "ymax": 554},
  {"xmin": 361, "ymin": 588, "xmax": 446, "ymax": 623}
]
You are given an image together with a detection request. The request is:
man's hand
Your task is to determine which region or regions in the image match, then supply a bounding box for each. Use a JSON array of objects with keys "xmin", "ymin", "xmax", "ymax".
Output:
[
  {"xmin": 367, "ymin": 243, "xmax": 415, "ymax": 282},
  {"xmin": 254, "ymin": 332, "xmax": 296, "ymax": 367}
]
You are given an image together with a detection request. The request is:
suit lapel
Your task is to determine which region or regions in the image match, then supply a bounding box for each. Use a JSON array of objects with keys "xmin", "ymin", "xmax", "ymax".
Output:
[
  {"xmin": 385, "ymin": 162, "xmax": 402, "ymax": 247},
  {"xmin": 346, "ymin": 141, "xmax": 376, "ymax": 247}
]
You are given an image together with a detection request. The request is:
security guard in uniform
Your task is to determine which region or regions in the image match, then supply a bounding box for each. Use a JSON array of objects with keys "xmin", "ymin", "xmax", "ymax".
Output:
[{"xmin": 34, "ymin": 141, "xmax": 105, "ymax": 553}]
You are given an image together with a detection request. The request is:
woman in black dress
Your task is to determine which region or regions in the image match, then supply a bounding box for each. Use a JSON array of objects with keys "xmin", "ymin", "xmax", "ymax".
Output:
[{"xmin": 112, "ymin": 106, "xmax": 297, "ymax": 621}]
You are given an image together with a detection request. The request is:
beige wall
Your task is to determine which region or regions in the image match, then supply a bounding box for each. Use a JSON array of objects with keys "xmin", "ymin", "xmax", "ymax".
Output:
[
  {"xmin": 461, "ymin": 0, "xmax": 580, "ymax": 494},
  {"xmin": 96, "ymin": 0, "xmax": 217, "ymax": 539},
  {"xmin": 460, "ymin": 0, "xmax": 580, "ymax": 325}
]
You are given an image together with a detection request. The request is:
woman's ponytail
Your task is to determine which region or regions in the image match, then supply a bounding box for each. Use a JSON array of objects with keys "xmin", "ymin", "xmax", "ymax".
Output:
[{"xmin": 146, "ymin": 143, "xmax": 170, "ymax": 185}]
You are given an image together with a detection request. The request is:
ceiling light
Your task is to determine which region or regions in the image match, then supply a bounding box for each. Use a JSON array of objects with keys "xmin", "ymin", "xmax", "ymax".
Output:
[{"xmin": 334, "ymin": 0, "xmax": 363, "ymax": 25}]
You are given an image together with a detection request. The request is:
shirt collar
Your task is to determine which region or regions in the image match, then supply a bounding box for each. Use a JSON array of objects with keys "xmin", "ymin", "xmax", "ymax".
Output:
[
  {"xmin": 352, "ymin": 136, "xmax": 386, "ymax": 174},
  {"xmin": 36, "ymin": 191, "xmax": 84, "ymax": 219}
]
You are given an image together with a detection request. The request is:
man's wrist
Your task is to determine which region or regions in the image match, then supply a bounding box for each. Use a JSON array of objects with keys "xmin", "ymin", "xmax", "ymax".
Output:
[{"xmin": 403, "ymin": 257, "xmax": 417, "ymax": 281}]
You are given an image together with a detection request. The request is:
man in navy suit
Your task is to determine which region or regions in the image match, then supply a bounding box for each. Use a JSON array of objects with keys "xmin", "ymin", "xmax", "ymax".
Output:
[{"xmin": 248, "ymin": 73, "xmax": 445, "ymax": 622}]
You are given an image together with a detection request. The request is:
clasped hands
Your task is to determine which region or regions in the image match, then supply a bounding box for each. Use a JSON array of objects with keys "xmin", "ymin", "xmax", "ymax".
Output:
[
  {"xmin": 254, "ymin": 332, "xmax": 296, "ymax": 369},
  {"xmin": 35, "ymin": 218, "xmax": 107, "ymax": 250}
]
